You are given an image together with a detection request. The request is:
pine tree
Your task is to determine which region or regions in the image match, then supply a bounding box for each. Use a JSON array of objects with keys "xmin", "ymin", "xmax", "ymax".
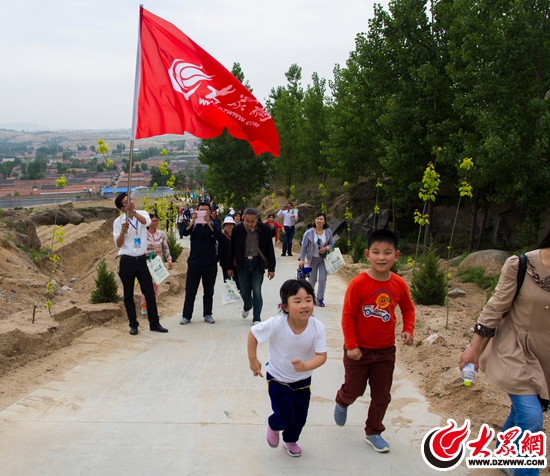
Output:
[
  {"xmin": 411, "ymin": 240, "xmax": 447, "ymax": 306},
  {"xmin": 166, "ymin": 230, "xmax": 183, "ymax": 263},
  {"xmin": 90, "ymin": 256, "xmax": 120, "ymax": 304}
]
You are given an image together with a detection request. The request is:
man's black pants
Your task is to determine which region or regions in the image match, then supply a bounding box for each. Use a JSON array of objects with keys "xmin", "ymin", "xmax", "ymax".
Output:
[
  {"xmin": 118, "ymin": 255, "xmax": 160, "ymax": 328},
  {"xmin": 182, "ymin": 262, "xmax": 218, "ymax": 319}
]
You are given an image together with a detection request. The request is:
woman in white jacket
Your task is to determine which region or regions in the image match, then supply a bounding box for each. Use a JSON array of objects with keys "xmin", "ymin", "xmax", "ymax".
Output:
[{"xmin": 299, "ymin": 212, "xmax": 334, "ymax": 307}]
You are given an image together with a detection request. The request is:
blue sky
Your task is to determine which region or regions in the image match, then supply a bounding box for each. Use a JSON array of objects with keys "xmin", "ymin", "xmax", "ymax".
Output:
[{"xmin": 0, "ymin": 0, "xmax": 386, "ymax": 130}]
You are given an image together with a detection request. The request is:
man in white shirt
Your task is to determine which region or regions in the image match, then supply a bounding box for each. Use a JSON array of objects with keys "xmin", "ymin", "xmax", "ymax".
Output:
[
  {"xmin": 113, "ymin": 193, "xmax": 168, "ymax": 335},
  {"xmin": 277, "ymin": 202, "xmax": 298, "ymax": 257}
]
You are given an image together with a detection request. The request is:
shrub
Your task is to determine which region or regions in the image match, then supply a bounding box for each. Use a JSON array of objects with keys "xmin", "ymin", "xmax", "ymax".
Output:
[
  {"xmin": 351, "ymin": 234, "xmax": 368, "ymax": 263},
  {"xmin": 336, "ymin": 228, "xmax": 350, "ymax": 254},
  {"xmin": 411, "ymin": 240, "xmax": 447, "ymax": 306},
  {"xmin": 166, "ymin": 230, "xmax": 183, "ymax": 263},
  {"xmin": 90, "ymin": 256, "xmax": 120, "ymax": 303},
  {"xmin": 294, "ymin": 228, "xmax": 306, "ymax": 247},
  {"xmin": 391, "ymin": 256, "xmax": 403, "ymax": 276}
]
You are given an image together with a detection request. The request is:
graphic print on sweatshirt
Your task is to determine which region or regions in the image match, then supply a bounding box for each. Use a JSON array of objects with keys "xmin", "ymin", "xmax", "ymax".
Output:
[{"xmin": 361, "ymin": 290, "xmax": 394, "ymax": 323}]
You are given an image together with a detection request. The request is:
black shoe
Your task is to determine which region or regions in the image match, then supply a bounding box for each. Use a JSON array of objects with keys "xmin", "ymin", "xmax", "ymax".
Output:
[
  {"xmin": 281, "ymin": 253, "xmax": 286, "ymax": 256},
  {"xmin": 129, "ymin": 326, "xmax": 138, "ymax": 335},
  {"xmin": 150, "ymin": 324, "xmax": 169, "ymax": 333},
  {"xmin": 288, "ymin": 253, "xmax": 293, "ymax": 256}
]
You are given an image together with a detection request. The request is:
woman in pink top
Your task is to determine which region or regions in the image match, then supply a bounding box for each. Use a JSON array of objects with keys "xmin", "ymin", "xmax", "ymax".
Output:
[{"xmin": 141, "ymin": 213, "xmax": 173, "ymax": 315}]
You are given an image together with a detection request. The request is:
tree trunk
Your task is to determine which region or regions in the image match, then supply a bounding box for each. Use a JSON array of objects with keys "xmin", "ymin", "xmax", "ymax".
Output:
[
  {"xmin": 391, "ymin": 201, "xmax": 396, "ymax": 233},
  {"xmin": 468, "ymin": 190, "xmax": 480, "ymax": 253},
  {"xmin": 491, "ymin": 215, "xmax": 501, "ymax": 246},
  {"xmin": 476, "ymin": 204, "xmax": 488, "ymax": 251},
  {"xmin": 423, "ymin": 200, "xmax": 434, "ymax": 251}
]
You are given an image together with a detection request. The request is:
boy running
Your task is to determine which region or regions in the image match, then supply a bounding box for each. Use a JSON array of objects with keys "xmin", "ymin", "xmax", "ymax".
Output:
[{"xmin": 334, "ymin": 230, "xmax": 415, "ymax": 453}]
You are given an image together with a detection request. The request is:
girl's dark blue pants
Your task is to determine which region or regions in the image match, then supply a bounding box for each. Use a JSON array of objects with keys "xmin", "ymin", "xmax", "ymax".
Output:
[{"xmin": 267, "ymin": 372, "xmax": 311, "ymax": 443}]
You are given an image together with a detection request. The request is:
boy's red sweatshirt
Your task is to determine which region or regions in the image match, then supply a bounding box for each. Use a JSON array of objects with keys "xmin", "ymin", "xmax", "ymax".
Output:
[{"xmin": 342, "ymin": 271, "xmax": 415, "ymax": 350}]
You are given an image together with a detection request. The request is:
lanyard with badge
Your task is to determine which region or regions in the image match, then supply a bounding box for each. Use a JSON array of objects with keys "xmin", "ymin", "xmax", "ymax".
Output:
[{"xmin": 127, "ymin": 217, "xmax": 141, "ymax": 249}]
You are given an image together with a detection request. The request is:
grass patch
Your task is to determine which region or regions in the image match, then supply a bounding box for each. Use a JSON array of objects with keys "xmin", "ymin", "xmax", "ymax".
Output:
[
  {"xmin": 17, "ymin": 244, "xmax": 50, "ymax": 264},
  {"xmin": 458, "ymin": 266, "xmax": 500, "ymax": 290},
  {"xmin": 451, "ymin": 252, "xmax": 468, "ymax": 267}
]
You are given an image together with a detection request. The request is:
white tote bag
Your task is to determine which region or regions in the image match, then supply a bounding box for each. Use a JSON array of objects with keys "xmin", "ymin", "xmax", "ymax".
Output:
[
  {"xmin": 147, "ymin": 255, "xmax": 170, "ymax": 285},
  {"xmin": 324, "ymin": 247, "xmax": 345, "ymax": 275},
  {"xmin": 221, "ymin": 278, "xmax": 241, "ymax": 305}
]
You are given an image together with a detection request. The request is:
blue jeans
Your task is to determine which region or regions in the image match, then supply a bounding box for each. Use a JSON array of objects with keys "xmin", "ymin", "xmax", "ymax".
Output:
[
  {"xmin": 239, "ymin": 257, "xmax": 264, "ymax": 322},
  {"xmin": 282, "ymin": 226, "xmax": 295, "ymax": 255},
  {"xmin": 499, "ymin": 394, "xmax": 544, "ymax": 476},
  {"xmin": 309, "ymin": 256, "xmax": 327, "ymax": 301}
]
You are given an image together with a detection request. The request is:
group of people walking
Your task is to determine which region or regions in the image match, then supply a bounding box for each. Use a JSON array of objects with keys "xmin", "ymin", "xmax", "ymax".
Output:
[{"xmin": 111, "ymin": 191, "xmax": 548, "ymax": 473}]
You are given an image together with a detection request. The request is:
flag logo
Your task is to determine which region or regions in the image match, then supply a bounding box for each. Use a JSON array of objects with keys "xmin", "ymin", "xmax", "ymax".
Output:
[{"xmin": 168, "ymin": 60, "xmax": 214, "ymax": 100}]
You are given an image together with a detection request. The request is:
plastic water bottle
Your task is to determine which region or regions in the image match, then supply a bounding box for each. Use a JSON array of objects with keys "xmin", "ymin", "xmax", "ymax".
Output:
[{"xmin": 462, "ymin": 363, "xmax": 476, "ymax": 386}]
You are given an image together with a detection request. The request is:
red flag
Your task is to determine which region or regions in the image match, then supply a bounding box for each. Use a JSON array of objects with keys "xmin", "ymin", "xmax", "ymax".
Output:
[{"xmin": 132, "ymin": 7, "xmax": 280, "ymax": 157}]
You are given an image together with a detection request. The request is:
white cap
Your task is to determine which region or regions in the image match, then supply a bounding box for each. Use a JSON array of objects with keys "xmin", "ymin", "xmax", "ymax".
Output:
[{"xmin": 223, "ymin": 216, "xmax": 236, "ymax": 225}]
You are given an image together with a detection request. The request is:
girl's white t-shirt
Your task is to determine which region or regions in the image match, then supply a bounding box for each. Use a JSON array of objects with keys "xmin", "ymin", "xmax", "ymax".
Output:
[{"xmin": 251, "ymin": 314, "xmax": 327, "ymax": 383}]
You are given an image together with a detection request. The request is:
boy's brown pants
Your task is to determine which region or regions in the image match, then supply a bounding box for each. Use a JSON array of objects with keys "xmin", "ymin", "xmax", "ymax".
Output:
[{"xmin": 335, "ymin": 345, "xmax": 396, "ymax": 435}]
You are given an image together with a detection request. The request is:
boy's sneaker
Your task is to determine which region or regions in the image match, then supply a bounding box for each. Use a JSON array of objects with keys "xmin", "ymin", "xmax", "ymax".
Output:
[
  {"xmin": 365, "ymin": 434, "xmax": 390, "ymax": 453},
  {"xmin": 203, "ymin": 315, "xmax": 215, "ymax": 324},
  {"xmin": 317, "ymin": 299, "xmax": 325, "ymax": 307},
  {"xmin": 140, "ymin": 306, "xmax": 147, "ymax": 315},
  {"xmin": 283, "ymin": 442, "xmax": 302, "ymax": 457},
  {"xmin": 266, "ymin": 422, "xmax": 279, "ymax": 448},
  {"xmin": 180, "ymin": 317, "xmax": 191, "ymax": 325},
  {"xmin": 242, "ymin": 309, "xmax": 249, "ymax": 319},
  {"xmin": 334, "ymin": 403, "xmax": 347, "ymax": 426}
]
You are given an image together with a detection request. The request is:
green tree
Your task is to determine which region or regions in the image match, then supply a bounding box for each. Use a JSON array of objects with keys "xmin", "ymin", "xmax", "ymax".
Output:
[
  {"xmin": 410, "ymin": 240, "xmax": 447, "ymax": 306},
  {"xmin": 299, "ymin": 72, "xmax": 329, "ymax": 180},
  {"xmin": 0, "ymin": 161, "xmax": 16, "ymax": 179},
  {"xmin": 444, "ymin": 0, "xmax": 550, "ymax": 236},
  {"xmin": 149, "ymin": 163, "xmax": 174, "ymax": 186},
  {"xmin": 90, "ymin": 256, "xmax": 120, "ymax": 303},
  {"xmin": 166, "ymin": 230, "xmax": 183, "ymax": 262},
  {"xmin": 327, "ymin": 0, "xmax": 456, "ymax": 218},
  {"xmin": 22, "ymin": 157, "xmax": 47, "ymax": 180},
  {"xmin": 267, "ymin": 64, "xmax": 304, "ymax": 186}
]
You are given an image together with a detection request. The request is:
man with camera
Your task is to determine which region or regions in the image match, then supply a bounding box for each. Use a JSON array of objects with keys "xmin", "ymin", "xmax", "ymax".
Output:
[{"xmin": 180, "ymin": 201, "xmax": 223, "ymax": 325}]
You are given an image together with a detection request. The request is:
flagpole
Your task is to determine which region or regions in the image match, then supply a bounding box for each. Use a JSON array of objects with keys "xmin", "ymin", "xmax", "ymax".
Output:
[
  {"xmin": 127, "ymin": 5, "xmax": 143, "ymax": 221},
  {"xmin": 127, "ymin": 140, "xmax": 135, "ymax": 215}
]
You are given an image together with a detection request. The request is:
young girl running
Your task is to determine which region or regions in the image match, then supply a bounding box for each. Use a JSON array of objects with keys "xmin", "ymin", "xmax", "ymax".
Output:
[{"xmin": 247, "ymin": 279, "xmax": 327, "ymax": 457}]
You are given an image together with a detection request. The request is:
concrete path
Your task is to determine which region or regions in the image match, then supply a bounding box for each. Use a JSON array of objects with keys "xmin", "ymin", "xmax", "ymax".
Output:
[{"xmin": 0, "ymin": 236, "xmax": 469, "ymax": 475}]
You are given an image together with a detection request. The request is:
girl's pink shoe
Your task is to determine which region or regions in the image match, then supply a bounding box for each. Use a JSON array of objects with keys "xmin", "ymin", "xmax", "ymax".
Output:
[
  {"xmin": 266, "ymin": 423, "xmax": 279, "ymax": 448},
  {"xmin": 283, "ymin": 442, "xmax": 302, "ymax": 457}
]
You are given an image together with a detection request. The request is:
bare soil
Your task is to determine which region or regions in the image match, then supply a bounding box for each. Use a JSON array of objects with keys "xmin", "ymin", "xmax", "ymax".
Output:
[{"xmin": 0, "ymin": 202, "xmax": 547, "ymax": 472}]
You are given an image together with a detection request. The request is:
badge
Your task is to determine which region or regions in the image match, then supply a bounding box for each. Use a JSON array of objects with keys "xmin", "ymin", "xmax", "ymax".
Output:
[{"xmin": 134, "ymin": 238, "xmax": 141, "ymax": 248}]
